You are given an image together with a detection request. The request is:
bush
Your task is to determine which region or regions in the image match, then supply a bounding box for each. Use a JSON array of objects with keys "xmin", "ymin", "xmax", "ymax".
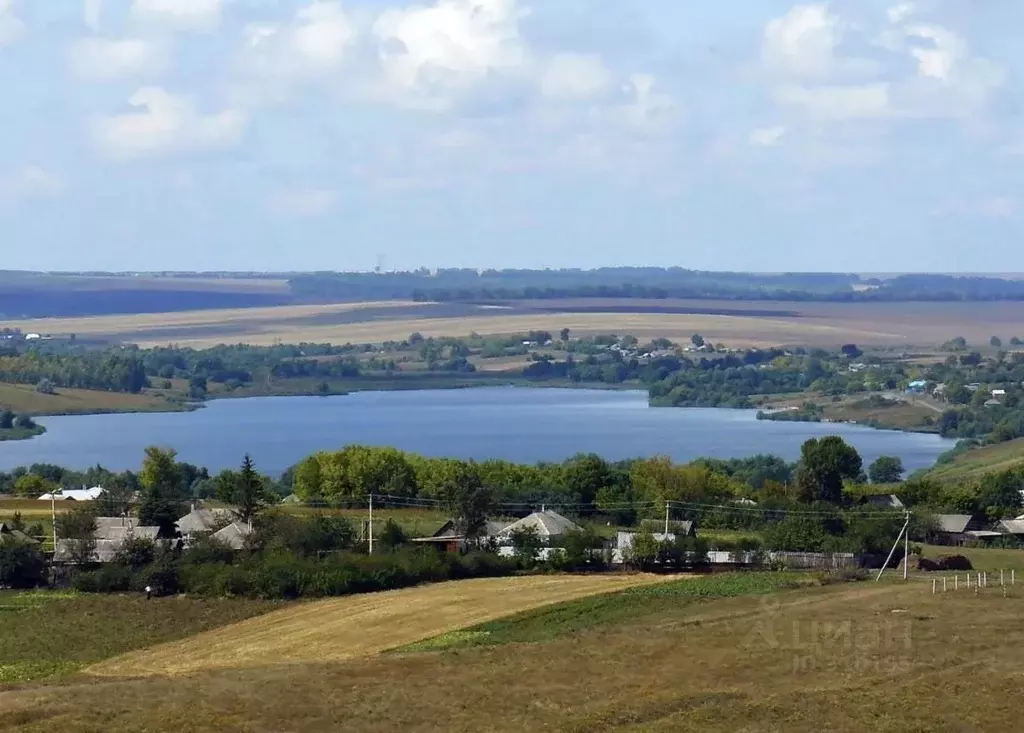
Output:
[
  {"xmin": 0, "ymin": 544, "xmax": 47, "ymax": 588},
  {"xmin": 917, "ymin": 557, "xmax": 939, "ymax": 571},
  {"xmin": 818, "ymin": 568, "xmax": 868, "ymax": 585}
]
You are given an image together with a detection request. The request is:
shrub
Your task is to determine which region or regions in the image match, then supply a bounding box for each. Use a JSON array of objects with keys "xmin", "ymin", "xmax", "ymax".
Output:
[
  {"xmin": 0, "ymin": 544, "xmax": 47, "ymax": 588},
  {"xmin": 818, "ymin": 568, "xmax": 868, "ymax": 585},
  {"xmin": 917, "ymin": 557, "xmax": 939, "ymax": 571}
]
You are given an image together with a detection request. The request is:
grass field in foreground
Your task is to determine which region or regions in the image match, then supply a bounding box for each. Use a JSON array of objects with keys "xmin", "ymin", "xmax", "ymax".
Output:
[
  {"xmin": 5, "ymin": 576, "xmax": 1024, "ymax": 732},
  {"xmin": 0, "ymin": 591, "xmax": 281, "ymax": 685},
  {"xmin": 919, "ymin": 543, "xmax": 1024, "ymax": 572},
  {"xmin": 86, "ymin": 574, "xmax": 672, "ymax": 678}
]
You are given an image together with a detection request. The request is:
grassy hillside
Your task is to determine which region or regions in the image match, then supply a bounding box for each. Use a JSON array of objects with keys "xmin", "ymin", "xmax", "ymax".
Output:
[
  {"xmin": 0, "ymin": 382, "xmax": 177, "ymax": 417},
  {"xmin": 926, "ymin": 438, "xmax": 1024, "ymax": 482},
  {"xmin": 5, "ymin": 576, "xmax": 1024, "ymax": 731}
]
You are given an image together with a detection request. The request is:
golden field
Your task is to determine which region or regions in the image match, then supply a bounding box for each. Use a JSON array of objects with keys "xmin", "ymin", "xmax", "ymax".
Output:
[
  {"xmin": 6, "ymin": 299, "xmax": 1024, "ymax": 348},
  {"xmin": 87, "ymin": 574, "xmax": 672, "ymax": 678},
  {"xmin": 4, "ymin": 577, "xmax": 1024, "ymax": 732}
]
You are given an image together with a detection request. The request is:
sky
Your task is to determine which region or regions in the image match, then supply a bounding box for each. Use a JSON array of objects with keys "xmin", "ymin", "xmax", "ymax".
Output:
[{"xmin": 1, "ymin": 0, "xmax": 1023, "ymax": 273}]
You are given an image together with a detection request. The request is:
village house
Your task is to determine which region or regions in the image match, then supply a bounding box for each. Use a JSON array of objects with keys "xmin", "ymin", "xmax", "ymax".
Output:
[
  {"xmin": 54, "ymin": 516, "xmax": 160, "ymax": 563},
  {"xmin": 865, "ymin": 494, "xmax": 904, "ymax": 510},
  {"xmin": 932, "ymin": 514, "xmax": 986, "ymax": 546},
  {"xmin": 411, "ymin": 520, "xmax": 511, "ymax": 553},
  {"xmin": 0, "ymin": 521, "xmax": 38, "ymax": 545}
]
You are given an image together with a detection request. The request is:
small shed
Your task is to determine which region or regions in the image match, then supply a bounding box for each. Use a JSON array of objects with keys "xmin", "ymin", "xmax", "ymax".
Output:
[
  {"xmin": 933, "ymin": 514, "xmax": 984, "ymax": 545},
  {"xmin": 412, "ymin": 520, "xmax": 509, "ymax": 554}
]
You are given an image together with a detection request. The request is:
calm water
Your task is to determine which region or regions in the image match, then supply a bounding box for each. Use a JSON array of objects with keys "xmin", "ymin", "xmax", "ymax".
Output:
[{"xmin": 0, "ymin": 388, "xmax": 954, "ymax": 475}]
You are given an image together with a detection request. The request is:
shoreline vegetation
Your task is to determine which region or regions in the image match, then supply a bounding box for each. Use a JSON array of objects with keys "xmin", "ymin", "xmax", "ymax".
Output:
[{"xmin": 2, "ymin": 329, "xmax": 1023, "ymax": 467}]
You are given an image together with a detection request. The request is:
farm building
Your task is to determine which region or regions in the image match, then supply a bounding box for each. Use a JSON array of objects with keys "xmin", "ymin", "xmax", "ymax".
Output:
[
  {"xmin": 54, "ymin": 516, "xmax": 160, "ymax": 563},
  {"xmin": 38, "ymin": 486, "xmax": 105, "ymax": 501},
  {"xmin": 997, "ymin": 519, "xmax": 1024, "ymax": 538},
  {"xmin": 932, "ymin": 514, "xmax": 985, "ymax": 545},
  {"xmin": 412, "ymin": 520, "xmax": 510, "ymax": 553}
]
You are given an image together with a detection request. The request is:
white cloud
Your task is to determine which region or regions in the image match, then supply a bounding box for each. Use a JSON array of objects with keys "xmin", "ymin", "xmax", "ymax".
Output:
[
  {"xmin": 372, "ymin": 0, "xmax": 527, "ymax": 108},
  {"xmin": 242, "ymin": 1, "xmax": 356, "ymax": 86},
  {"xmin": 69, "ymin": 37, "xmax": 169, "ymax": 80},
  {"xmin": 0, "ymin": 0, "xmax": 24, "ymax": 46},
  {"xmin": 91, "ymin": 87, "xmax": 246, "ymax": 159},
  {"xmin": 84, "ymin": 0, "xmax": 102, "ymax": 32},
  {"xmin": 775, "ymin": 82, "xmax": 892, "ymax": 120},
  {"xmin": 762, "ymin": 4, "xmax": 840, "ymax": 79},
  {"xmin": 749, "ymin": 126, "xmax": 786, "ymax": 147},
  {"xmin": 540, "ymin": 53, "xmax": 612, "ymax": 100},
  {"xmin": 887, "ymin": 3, "xmax": 915, "ymax": 25},
  {"xmin": 131, "ymin": 0, "xmax": 221, "ymax": 34},
  {"xmin": 0, "ymin": 167, "xmax": 65, "ymax": 202},
  {"xmin": 268, "ymin": 188, "xmax": 338, "ymax": 217}
]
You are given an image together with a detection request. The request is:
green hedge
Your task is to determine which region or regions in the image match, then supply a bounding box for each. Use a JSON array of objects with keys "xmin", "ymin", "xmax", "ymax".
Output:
[{"xmin": 72, "ymin": 549, "xmax": 515, "ymax": 599}]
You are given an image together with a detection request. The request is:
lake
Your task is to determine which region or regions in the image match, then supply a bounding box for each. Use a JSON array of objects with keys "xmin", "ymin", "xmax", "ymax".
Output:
[{"xmin": 0, "ymin": 388, "xmax": 954, "ymax": 475}]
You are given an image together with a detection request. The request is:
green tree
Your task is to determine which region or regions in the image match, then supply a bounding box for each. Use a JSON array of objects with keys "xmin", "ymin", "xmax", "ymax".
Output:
[
  {"xmin": 795, "ymin": 436, "xmax": 862, "ymax": 504},
  {"xmin": 438, "ymin": 461, "xmax": 494, "ymax": 543},
  {"xmin": 12, "ymin": 473, "xmax": 57, "ymax": 498},
  {"xmin": 377, "ymin": 519, "xmax": 408, "ymax": 550},
  {"xmin": 56, "ymin": 506, "xmax": 98, "ymax": 564},
  {"xmin": 977, "ymin": 469, "xmax": 1024, "ymax": 521},
  {"xmin": 691, "ymin": 334, "xmax": 705, "ymax": 348},
  {"xmin": 626, "ymin": 526, "xmax": 659, "ymax": 570},
  {"xmin": 0, "ymin": 544, "xmax": 47, "ymax": 588},
  {"xmin": 0, "ymin": 409, "xmax": 13, "ymax": 429},
  {"xmin": 509, "ymin": 526, "xmax": 543, "ymax": 567},
  {"xmin": 138, "ymin": 446, "xmax": 188, "ymax": 537},
  {"xmin": 559, "ymin": 328, "xmax": 570, "ymax": 342},
  {"xmin": 991, "ymin": 336, "xmax": 1003, "ymax": 348},
  {"xmin": 35, "ymin": 378, "xmax": 56, "ymax": 395},
  {"xmin": 562, "ymin": 453, "xmax": 612, "ymax": 508},
  {"xmin": 868, "ymin": 456, "xmax": 904, "ymax": 484},
  {"xmin": 215, "ymin": 454, "xmax": 268, "ymax": 523}
]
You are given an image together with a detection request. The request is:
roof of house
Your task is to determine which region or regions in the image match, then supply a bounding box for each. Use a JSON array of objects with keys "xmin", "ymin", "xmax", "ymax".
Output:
[
  {"xmin": 176, "ymin": 507, "xmax": 234, "ymax": 535},
  {"xmin": 38, "ymin": 486, "xmax": 105, "ymax": 501},
  {"xmin": 427, "ymin": 519, "xmax": 509, "ymax": 540},
  {"xmin": 998, "ymin": 519, "xmax": 1024, "ymax": 535},
  {"xmin": 497, "ymin": 510, "xmax": 582, "ymax": 538},
  {"xmin": 212, "ymin": 520, "xmax": 252, "ymax": 550},
  {"xmin": 0, "ymin": 522, "xmax": 38, "ymax": 545},
  {"xmin": 935, "ymin": 514, "xmax": 975, "ymax": 533},
  {"xmin": 866, "ymin": 494, "xmax": 905, "ymax": 509}
]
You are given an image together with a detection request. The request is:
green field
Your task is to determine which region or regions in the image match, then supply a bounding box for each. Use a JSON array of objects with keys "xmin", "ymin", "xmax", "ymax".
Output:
[
  {"xmin": 0, "ymin": 591, "xmax": 281, "ymax": 684},
  {"xmin": 919, "ymin": 543, "xmax": 1024, "ymax": 572},
  {"xmin": 925, "ymin": 438, "xmax": 1024, "ymax": 482}
]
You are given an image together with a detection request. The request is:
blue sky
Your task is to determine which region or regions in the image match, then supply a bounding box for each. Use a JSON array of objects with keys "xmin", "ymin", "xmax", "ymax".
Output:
[{"xmin": 1, "ymin": 0, "xmax": 1022, "ymax": 273}]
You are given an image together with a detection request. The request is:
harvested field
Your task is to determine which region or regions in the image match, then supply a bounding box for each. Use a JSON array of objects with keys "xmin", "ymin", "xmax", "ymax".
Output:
[
  {"xmin": 6, "ymin": 578, "xmax": 1024, "ymax": 732},
  {"xmin": 87, "ymin": 574, "xmax": 672, "ymax": 678},
  {"xmin": 9, "ymin": 299, "xmax": 1024, "ymax": 349}
]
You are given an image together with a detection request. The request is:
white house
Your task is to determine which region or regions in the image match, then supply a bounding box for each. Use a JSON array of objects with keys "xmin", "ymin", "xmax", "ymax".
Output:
[{"xmin": 495, "ymin": 509, "xmax": 582, "ymax": 542}]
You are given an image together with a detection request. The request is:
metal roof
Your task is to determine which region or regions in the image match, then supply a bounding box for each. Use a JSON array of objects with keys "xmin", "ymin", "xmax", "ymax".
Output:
[
  {"xmin": 935, "ymin": 514, "xmax": 974, "ymax": 533},
  {"xmin": 497, "ymin": 510, "xmax": 582, "ymax": 538}
]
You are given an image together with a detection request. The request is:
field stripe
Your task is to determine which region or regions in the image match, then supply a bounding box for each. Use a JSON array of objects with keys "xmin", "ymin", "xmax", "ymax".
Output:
[{"xmin": 85, "ymin": 574, "xmax": 673, "ymax": 679}]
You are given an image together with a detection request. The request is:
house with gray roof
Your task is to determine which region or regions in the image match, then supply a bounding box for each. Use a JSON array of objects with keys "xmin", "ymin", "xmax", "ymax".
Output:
[
  {"xmin": 211, "ymin": 520, "xmax": 253, "ymax": 550},
  {"xmin": 495, "ymin": 509, "xmax": 582, "ymax": 540},
  {"xmin": 176, "ymin": 506, "xmax": 234, "ymax": 539},
  {"xmin": 54, "ymin": 516, "xmax": 160, "ymax": 563},
  {"xmin": 0, "ymin": 522, "xmax": 38, "ymax": 545},
  {"xmin": 412, "ymin": 519, "xmax": 509, "ymax": 553},
  {"xmin": 932, "ymin": 514, "xmax": 984, "ymax": 545}
]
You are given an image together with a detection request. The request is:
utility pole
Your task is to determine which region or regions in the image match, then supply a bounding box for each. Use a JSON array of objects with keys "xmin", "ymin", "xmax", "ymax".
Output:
[
  {"xmin": 664, "ymin": 502, "xmax": 670, "ymax": 535},
  {"xmin": 876, "ymin": 511, "xmax": 911, "ymax": 582},
  {"xmin": 368, "ymin": 493, "xmax": 374, "ymax": 555},
  {"xmin": 903, "ymin": 510, "xmax": 910, "ymax": 580},
  {"xmin": 51, "ymin": 493, "xmax": 57, "ymax": 552}
]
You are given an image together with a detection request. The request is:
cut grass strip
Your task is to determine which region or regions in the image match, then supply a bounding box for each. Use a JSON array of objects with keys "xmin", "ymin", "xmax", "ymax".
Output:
[{"xmin": 396, "ymin": 572, "xmax": 815, "ymax": 653}]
